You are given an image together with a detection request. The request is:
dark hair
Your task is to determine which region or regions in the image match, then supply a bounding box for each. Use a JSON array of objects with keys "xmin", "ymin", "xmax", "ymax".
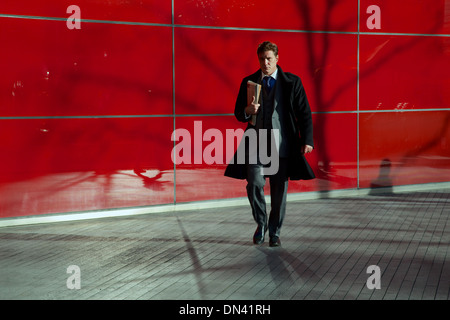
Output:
[{"xmin": 257, "ymin": 41, "xmax": 279, "ymax": 56}]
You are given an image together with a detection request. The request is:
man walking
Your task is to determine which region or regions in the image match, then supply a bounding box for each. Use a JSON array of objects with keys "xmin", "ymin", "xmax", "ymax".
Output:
[{"xmin": 225, "ymin": 41, "xmax": 315, "ymax": 247}]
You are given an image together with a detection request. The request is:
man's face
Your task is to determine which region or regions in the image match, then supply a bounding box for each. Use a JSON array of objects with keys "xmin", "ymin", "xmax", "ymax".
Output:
[{"xmin": 258, "ymin": 50, "xmax": 279, "ymax": 76}]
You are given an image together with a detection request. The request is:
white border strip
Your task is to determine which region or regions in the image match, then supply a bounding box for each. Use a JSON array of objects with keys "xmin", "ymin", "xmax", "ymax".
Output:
[{"xmin": 1, "ymin": 182, "xmax": 449, "ymax": 228}]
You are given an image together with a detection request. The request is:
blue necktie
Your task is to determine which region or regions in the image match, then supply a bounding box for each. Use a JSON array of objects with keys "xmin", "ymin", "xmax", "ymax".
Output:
[{"xmin": 263, "ymin": 76, "xmax": 275, "ymax": 92}]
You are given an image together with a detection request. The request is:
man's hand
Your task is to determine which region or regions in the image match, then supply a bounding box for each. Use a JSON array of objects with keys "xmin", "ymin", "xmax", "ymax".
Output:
[
  {"xmin": 301, "ymin": 145, "xmax": 313, "ymax": 155},
  {"xmin": 245, "ymin": 96, "xmax": 260, "ymax": 115}
]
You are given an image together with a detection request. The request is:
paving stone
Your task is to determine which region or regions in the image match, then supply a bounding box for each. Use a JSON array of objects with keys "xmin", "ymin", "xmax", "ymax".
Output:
[{"xmin": 0, "ymin": 188, "xmax": 448, "ymax": 300}]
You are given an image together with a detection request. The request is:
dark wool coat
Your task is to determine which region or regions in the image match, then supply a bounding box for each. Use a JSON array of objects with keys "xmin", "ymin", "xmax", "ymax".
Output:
[{"xmin": 224, "ymin": 66, "xmax": 315, "ymax": 181}]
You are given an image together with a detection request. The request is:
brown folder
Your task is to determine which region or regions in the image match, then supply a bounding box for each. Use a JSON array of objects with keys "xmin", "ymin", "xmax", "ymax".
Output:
[{"xmin": 247, "ymin": 80, "xmax": 261, "ymax": 126}]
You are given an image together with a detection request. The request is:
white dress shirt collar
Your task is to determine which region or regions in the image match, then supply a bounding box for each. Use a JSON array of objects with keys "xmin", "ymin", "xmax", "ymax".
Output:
[{"xmin": 261, "ymin": 68, "xmax": 278, "ymax": 81}]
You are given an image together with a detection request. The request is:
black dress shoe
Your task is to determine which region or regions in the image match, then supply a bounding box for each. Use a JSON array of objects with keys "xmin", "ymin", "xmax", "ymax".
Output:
[
  {"xmin": 269, "ymin": 237, "xmax": 281, "ymax": 247},
  {"xmin": 253, "ymin": 225, "xmax": 267, "ymax": 245}
]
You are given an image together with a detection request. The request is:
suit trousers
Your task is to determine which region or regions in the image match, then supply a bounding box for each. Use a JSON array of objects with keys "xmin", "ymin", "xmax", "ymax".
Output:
[{"xmin": 246, "ymin": 158, "xmax": 289, "ymax": 239}]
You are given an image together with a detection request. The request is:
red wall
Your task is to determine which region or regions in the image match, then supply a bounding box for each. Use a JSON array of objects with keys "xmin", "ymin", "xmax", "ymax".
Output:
[{"xmin": 1, "ymin": 0, "xmax": 449, "ymax": 218}]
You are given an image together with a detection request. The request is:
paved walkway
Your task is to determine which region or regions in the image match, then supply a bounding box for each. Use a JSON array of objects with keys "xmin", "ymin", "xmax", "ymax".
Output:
[{"xmin": 0, "ymin": 188, "xmax": 448, "ymax": 301}]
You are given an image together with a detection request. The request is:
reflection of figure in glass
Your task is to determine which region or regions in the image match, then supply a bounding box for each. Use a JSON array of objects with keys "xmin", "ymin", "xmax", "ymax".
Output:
[
  {"xmin": 225, "ymin": 41, "xmax": 315, "ymax": 247},
  {"xmin": 370, "ymin": 158, "xmax": 393, "ymax": 194}
]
